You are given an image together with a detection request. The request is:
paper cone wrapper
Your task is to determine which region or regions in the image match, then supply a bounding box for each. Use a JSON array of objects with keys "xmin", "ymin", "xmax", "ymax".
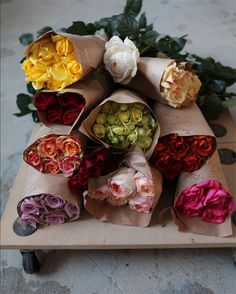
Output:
[
  {"xmin": 79, "ymin": 89, "xmax": 160, "ymax": 159},
  {"xmin": 34, "ymin": 70, "xmax": 113, "ymax": 128},
  {"xmin": 154, "ymin": 102, "xmax": 215, "ymax": 138},
  {"xmin": 172, "ymin": 152, "xmax": 233, "ymax": 237},
  {"xmin": 84, "ymin": 151, "xmax": 163, "ymax": 227},
  {"xmin": 16, "ymin": 162, "xmax": 81, "ymax": 222},
  {"xmin": 26, "ymin": 31, "xmax": 107, "ymax": 78},
  {"xmin": 128, "ymin": 57, "xmax": 173, "ymax": 104}
]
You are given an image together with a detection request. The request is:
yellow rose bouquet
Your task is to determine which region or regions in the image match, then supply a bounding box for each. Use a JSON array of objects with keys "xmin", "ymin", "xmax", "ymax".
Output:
[
  {"xmin": 78, "ymin": 89, "xmax": 160, "ymax": 158},
  {"xmin": 22, "ymin": 31, "xmax": 106, "ymax": 90},
  {"xmin": 128, "ymin": 57, "xmax": 201, "ymax": 108}
]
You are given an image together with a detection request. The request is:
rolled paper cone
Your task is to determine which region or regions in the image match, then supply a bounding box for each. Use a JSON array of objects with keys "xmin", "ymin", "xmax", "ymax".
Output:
[
  {"xmin": 23, "ymin": 124, "xmax": 85, "ymax": 176},
  {"xmin": 84, "ymin": 151, "xmax": 163, "ymax": 227},
  {"xmin": 16, "ymin": 162, "xmax": 81, "ymax": 223},
  {"xmin": 79, "ymin": 89, "xmax": 160, "ymax": 159},
  {"xmin": 128, "ymin": 57, "xmax": 173, "ymax": 104},
  {"xmin": 173, "ymin": 152, "xmax": 233, "ymax": 237},
  {"xmin": 26, "ymin": 31, "xmax": 107, "ymax": 78},
  {"xmin": 154, "ymin": 102, "xmax": 215, "ymax": 137},
  {"xmin": 34, "ymin": 70, "xmax": 114, "ymax": 128}
]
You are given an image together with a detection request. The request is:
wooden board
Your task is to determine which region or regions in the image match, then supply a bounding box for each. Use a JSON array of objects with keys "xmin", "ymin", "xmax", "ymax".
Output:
[{"xmin": 1, "ymin": 115, "xmax": 236, "ymax": 250}]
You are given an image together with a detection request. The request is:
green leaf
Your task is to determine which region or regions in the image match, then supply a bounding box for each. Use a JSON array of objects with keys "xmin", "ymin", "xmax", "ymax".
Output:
[
  {"xmin": 36, "ymin": 26, "xmax": 53, "ymax": 38},
  {"xmin": 209, "ymin": 80, "xmax": 226, "ymax": 93},
  {"xmin": 66, "ymin": 21, "xmax": 88, "ymax": 35},
  {"xmin": 16, "ymin": 93, "xmax": 33, "ymax": 114},
  {"xmin": 114, "ymin": 14, "xmax": 139, "ymax": 39},
  {"xmin": 157, "ymin": 35, "xmax": 187, "ymax": 57},
  {"xmin": 26, "ymin": 82, "xmax": 37, "ymax": 95},
  {"xmin": 138, "ymin": 12, "xmax": 146, "ymax": 28},
  {"xmin": 20, "ymin": 56, "xmax": 26, "ymax": 64},
  {"xmin": 124, "ymin": 0, "xmax": 142, "ymax": 16},
  {"xmin": 200, "ymin": 95, "xmax": 224, "ymax": 120},
  {"xmin": 222, "ymin": 97, "xmax": 236, "ymax": 107},
  {"xmin": 19, "ymin": 33, "xmax": 34, "ymax": 46}
]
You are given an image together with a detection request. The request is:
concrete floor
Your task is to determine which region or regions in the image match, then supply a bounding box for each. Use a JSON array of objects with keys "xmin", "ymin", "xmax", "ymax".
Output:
[{"xmin": 1, "ymin": 0, "xmax": 236, "ymax": 293}]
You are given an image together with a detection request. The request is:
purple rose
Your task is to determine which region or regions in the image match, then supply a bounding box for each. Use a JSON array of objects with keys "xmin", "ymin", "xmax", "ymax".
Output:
[
  {"xmin": 43, "ymin": 195, "xmax": 65, "ymax": 209},
  {"xmin": 44, "ymin": 210, "xmax": 68, "ymax": 225},
  {"xmin": 20, "ymin": 213, "xmax": 40, "ymax": 228},
  {"xmin": 64, "ymin": 203, "xmax": 80, "ymax": 218},
  {"xmin": 20, "ymin": 198, "xmax": 40, "ymax": 215}
]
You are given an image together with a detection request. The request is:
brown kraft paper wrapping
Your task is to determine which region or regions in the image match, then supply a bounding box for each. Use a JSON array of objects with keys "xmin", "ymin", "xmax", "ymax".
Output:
[
  {"xmin": 26, "ymin": 31, "xmax": 107, "ymax": 78},
  {"xmin": 34, "ymin": 70, "xmax": 114, "ymax": 128},
  {"xmin": 16, "ymin": 162, "xmax": 81, "ymax": 222},
  {"xmin": 128, "ymin": 57, "xmax": 173, "ymax": 104},
  {"xmin": 154, "ymin": 102, "xmax": 215, "ymax": 138},
  {"xmin": 84, "ymin": 151, "xmax": 163, "ymax": 227},
  {"xmin": 172, "ymin": 152, "xmax": 233, "ymax": 237},
  {"xmin": 79, "ymin": 89, "xmax": 160, "ymax": 159}
]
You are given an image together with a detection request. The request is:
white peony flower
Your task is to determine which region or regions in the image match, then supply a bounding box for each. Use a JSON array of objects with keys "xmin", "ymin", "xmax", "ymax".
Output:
[{"xmin": 104, "ymin": 36, "xmax": 140, "ymax": 85}]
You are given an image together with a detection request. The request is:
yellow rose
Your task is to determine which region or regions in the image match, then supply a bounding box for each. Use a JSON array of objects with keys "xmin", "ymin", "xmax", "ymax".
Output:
[
  {"xmin": 52, "ymin": 35, "xmax": 74, "ymax": 56},
  {"xmin": 131, "ymin": 107, "xmax": 142, "ymax": 123},
  {"xmin": 66, "ymin": 60, "xmax": 83, "ymax": 78},
  {"xmin": 96, "ymin": 113, "xmax": 107, "ymax": 124},
  {"xmin": 118, "ymin": 111, "xmax": 130, "ymax": 123},
  {"xmin": 93, "ymin": 124, "xmax": 106, "ymax": 139},
  {"xmin": 23, "ymin": 61, "xmax": 49, "ymax": 89},
  {"xmin": 160, "ymin": 62, "xmax": 201, "ymax": 108}
]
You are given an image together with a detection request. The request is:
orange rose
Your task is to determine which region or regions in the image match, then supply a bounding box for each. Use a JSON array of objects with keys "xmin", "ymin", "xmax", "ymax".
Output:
[
  {"xmin": 38, "ymin": 136, "xmax": 57, "ymax": 158},
  {"xmin": 42, "ymin": 158, "xmax": 60, "ymax": 174},
  {"xmin": 56, "ymin": 136, "xmax": 82, "ymax": 157}
]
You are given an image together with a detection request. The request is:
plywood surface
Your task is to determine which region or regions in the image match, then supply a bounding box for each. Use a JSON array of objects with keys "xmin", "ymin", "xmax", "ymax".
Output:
[{"xmin": 1, "ymin": 117, "xmax": 236, "ymax": 250}]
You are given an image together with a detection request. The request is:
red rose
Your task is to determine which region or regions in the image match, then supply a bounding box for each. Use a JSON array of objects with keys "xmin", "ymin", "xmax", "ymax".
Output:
[
  {"xmin": 168, "ymin": 134, "xmax": 189, "ymax": 160},
  {"xmin": 46, "ymin": 106, "xmax": 62, "ymax": 123},
  {"xmin": 62, "ymin": 110, "xmax": 80, "ymax": 125},
  {"xmin": 34, "ymin": 92, "xmax": 57, "ymax": 111},
  {"xmin": 183, "ymin": 154, "xmax": 201, "ymax": 172},
  {"xmin": 189, "ymin": 136, "xmax": 216, "ymax": 158},
  {"xmin": 58, "ymin": 93, "xmax": 85, "ymax": 110}
]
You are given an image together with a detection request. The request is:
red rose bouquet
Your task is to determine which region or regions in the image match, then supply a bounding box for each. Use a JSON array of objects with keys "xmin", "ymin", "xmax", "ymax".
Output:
[
  {"xmin": 172, "ymin": 152, "xmax": 234, "ymax": 237},
  {"xmin": 150, "ymin": 102, "xmax": 216, "ymax": 179}
]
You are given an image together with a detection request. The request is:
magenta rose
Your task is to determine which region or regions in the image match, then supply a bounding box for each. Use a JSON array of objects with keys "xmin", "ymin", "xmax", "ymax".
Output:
[
  {"xmin": 44, "ymin": 210, "xmax": 68, "ymax": 225},
  {"xmin": 201, "ymin": 207, "xmax": 228, "ymax": 224},
  {"xmin": 64, "ymin": 203, "xmax": 80, "ymax": 218},
  {"xmin": 43, "ymin": 195, "xmax": 65, "ymax": 209}
]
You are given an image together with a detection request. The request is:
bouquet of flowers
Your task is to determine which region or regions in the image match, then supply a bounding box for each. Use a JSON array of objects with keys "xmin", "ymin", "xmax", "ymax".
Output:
[{"xmin": 14, "ymin": 0, "xmax": 235, "ymax": 237}]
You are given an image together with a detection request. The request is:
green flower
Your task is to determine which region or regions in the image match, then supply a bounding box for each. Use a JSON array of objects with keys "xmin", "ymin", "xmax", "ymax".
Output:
[
  {"xmin": 112, "ymin": 126, "xmax": 126, "ymax": 135},
  {"xmin": 119, "ymin": 103, "xmax": 129, "ymax": 111},
  {"xmin": 111, "ymin": 137, "xmax": 119, "ymax": 145},
  {"xmin": 118, "ymin": 111, "xmax": 130, "ymax": 123},
  {"xmin": 101, "ymin": 102, "xmax": 111, "ymax": 113},
  {"xmin": 107, "ymin": 114, "xmax": 116, "ymax": 125},
  {"xmin": 118, "ymin": 135, "xmax": 125, "ymax": 142},
  {"xmin": 112, "ymin": 102, "xmax": 120, "ymax": 113},
  {"xmin": 137, "ymin": 127, "xmax": 145, "ymax": 137},
  {"xmin": 141, "ymin": 115, "xmax": 150, "ymax": 125},
  {"xmin": 128, "ymin": 122, "xmax": 136, "ymax": 131},
  {"xmin": 93, "ymin": 124, "xmax": 106, "ymax": 139},
  {"xmin": 143, "ymin": 136, "xmax": 153, "ymax": 149},
  {"xmin": 131, "ymin": 107, "xmax": 142, "ymax": 123},
  {"xmin": 127, "ymin": 131, "xmax": 138, "ymax": 143},
  {"xmin": 96, "ymin": 113, "xmax": 106, "ymax": 124}
]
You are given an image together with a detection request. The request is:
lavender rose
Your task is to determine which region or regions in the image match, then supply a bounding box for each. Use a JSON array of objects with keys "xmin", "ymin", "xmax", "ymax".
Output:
[
  {"xmin": 44, "ymin": 210, "xmax": 68, "ymax": 225},
  {"xmin": 43, "ymin": 194, "xmax": 65, "ymax": 209},
  {"xmin": 64, "ymin": 203, "xmax": 80, "ymax": 218}
]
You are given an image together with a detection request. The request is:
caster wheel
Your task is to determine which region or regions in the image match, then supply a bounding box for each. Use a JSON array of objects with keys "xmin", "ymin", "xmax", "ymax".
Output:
[{"xmin": 21, "ymin": 251, "xmax": 41, "ymax": 274}]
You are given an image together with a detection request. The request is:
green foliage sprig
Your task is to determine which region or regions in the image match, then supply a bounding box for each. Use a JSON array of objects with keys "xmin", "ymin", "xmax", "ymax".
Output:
[{"xmin": 17, "ymin": 0, "xmax": 236, "ymax": 121}]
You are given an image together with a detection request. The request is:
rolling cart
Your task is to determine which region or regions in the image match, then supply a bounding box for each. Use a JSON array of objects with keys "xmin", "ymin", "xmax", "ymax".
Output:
[{"xmin": 1, "ymin": 110, "xmax": 236, "ymax": 274}]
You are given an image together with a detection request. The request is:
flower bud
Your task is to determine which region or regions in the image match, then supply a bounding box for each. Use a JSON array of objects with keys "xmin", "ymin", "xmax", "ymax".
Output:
[
  {"xmin": 128, "ymin": 122, "xmax": 136, "ymax": 131},
  {"xmin": 111, "ymin": 137, "xmax": 119, "ymax": 145},
  {"xmin": 141, "ymin": 115, "xmax": 150, "ymax": 125},
  {"xmin": 96, "ymin": 113, "xmax": 106, "ymax": 124},
  {"xmin": 112, "ymin": 126, "xmax": 126, "ymax": 135},
  {"xmin": 119, "ymin": 103, "xmax": 129, "ymax": 111},
  {"xmin": 143, "ymin": 136, "xmax": 153, "ymax": 149},
  {"xmin": 137, "ymin": 128, "xmax": 145, "ymax": 137},
  {"xmin": 101, "ymin": 102, "xmax": 112, "ymax": 113},
  {"xmin": 127, "ymin": 131, "xmax": 138, "ymax": 143},
  {"xmin": 107, "ymin": 114, "xmax": 116, "ymax": 125},
  {"xmin": 118, "ymin": 111, "xmax": 130, "ymax": 123},
  {"xmin": 93, "ymin": 123, "xmax": 106, "ymax": 139},
  {"xmin": 118, "ymin": 135, "xmax": 125, "ymax": 142}
]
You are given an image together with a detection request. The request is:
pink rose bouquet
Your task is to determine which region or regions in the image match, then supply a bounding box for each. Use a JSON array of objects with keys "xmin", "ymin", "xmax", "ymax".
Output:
[
  {"xmin": 18, "ymin": 194, "xmax": 80, "ymax": 228},
  {"xmin": 175, "ymin": 179, "xmax": 234, "ymax": 224}
]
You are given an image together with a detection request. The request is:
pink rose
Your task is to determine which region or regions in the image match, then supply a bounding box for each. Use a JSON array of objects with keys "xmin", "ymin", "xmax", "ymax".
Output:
[
  {"xmin": 64, "ymin": 203, "xmax": 80, "ymax": 218},
  {"xmin": 128, "ymin": 193, "xmax": 155, "ymax": 213},
  {"xmin": 201, "ymin": 207, "xmax": 227, "ymax": 224},
  {"xmin": 43, "ymin": 195, "xmax": 65, "ymax": 209},
  {"xmin": 109, "ymin": 167, "xmax": 136, "ymax": 199},
  {"xmin": 44, "ymin": 210, "xmax": 68, "ymax": 225},
  {"xmin": 59, "ymin": 155, "xmax": 81, "ymax": 175},
  {"xmin": 176, "ymin": 185, "xmax": 204, "ymax": 211},
  {"xmin": 135, "ymin": 172, "xmax": 154, "ymax": 197},
  {"xmin": 89, "ymin": 184, "xmax": 110, "ymax": 200},
  {"xmin": 177, "ymin": 206, "xmax": 200, "ymax": 218}
]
